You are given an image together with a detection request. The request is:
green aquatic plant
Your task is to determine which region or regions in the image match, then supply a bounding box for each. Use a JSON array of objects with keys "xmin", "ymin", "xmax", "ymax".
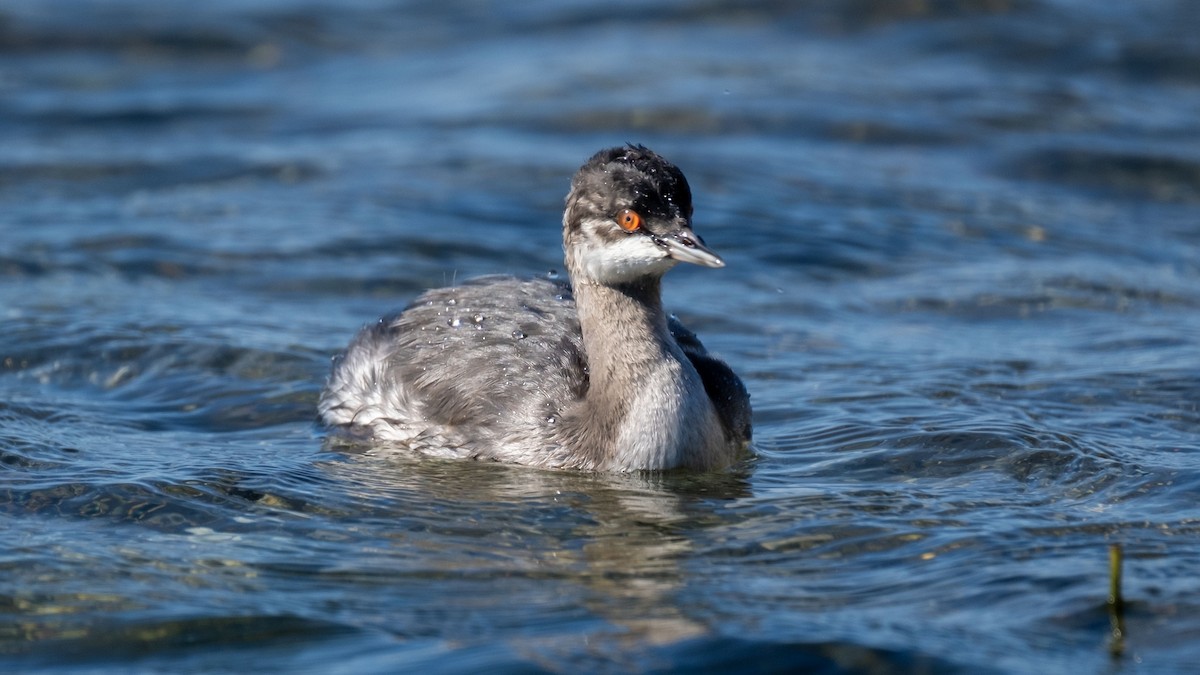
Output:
[{"xmin": 1108, "ymin": 543, "xmax": 1125, "ymax": 658}]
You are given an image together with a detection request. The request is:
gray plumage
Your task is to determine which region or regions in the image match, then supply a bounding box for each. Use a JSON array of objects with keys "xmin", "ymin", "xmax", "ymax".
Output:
[{"xmin": 319, "ymin": 145, "xmax": 751, "ymax": 471}]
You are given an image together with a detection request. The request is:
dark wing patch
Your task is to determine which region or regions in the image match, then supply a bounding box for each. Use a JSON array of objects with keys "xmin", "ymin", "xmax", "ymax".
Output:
[
  {"xmin": 687, "ymin": 352, "xmax": 752, "ymax": 443},
  {"xmin": 669, "ymin": 315, "xmax": 752, "ymax": 443}
]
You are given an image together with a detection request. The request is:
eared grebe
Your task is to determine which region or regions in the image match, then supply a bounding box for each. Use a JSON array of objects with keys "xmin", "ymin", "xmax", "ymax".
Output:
[{"xmin": 318, "ymin": 145, "xmax": 751, "ymax": 471}]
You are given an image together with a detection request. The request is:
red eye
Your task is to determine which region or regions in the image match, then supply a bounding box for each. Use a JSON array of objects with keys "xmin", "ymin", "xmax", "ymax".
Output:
[{"xmin": 617, "ymin": 209, "xmax": 642, "ymax": 232}]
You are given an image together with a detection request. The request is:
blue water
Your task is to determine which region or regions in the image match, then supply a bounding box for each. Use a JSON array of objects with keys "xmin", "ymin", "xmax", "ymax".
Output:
[{"xmin": 3, "ymin": 1, "xmax": 1199, "ymax": 672}]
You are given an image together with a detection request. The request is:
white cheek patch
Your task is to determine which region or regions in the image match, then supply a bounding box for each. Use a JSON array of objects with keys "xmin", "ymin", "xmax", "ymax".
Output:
[{"xmin": 576, "ymin": 235, "xmax": 677, "ymax": 284}]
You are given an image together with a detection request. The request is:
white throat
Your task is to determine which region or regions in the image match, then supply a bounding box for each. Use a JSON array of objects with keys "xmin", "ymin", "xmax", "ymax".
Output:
[{"xmin": 568, "ymin": 227, "xmax": 677, "ymax": 286}]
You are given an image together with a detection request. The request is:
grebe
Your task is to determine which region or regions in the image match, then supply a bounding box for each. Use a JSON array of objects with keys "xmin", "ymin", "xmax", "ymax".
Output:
[{"xmin": 319, "ymin": 145, "xmax": 750, "ymax": 470}]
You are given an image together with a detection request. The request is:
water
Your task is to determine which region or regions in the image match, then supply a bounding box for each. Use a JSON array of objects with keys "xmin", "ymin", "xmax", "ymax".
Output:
[{"xmin": 3, "ymin": 0, "xmax": 1199, "ymax": 672}]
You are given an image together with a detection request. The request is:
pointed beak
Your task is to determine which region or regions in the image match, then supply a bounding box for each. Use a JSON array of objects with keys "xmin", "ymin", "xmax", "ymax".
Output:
[{"xmin": 658, "ymin": 229, "xmax": 725, "ymax": 268}]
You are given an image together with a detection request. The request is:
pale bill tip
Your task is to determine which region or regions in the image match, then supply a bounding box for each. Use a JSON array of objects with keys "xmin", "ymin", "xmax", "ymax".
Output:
[{"xmin": 663, "ymin": 236, "xmax": 725, "ymax": 268}]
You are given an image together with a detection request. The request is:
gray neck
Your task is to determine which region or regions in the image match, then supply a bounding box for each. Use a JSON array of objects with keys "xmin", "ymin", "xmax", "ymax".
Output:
[
  {"xmin": 562, "ymin": 277, "xmax": 717, "ymax": 470},
  {"xmin": 575, "ymin": 277, "xmax": 672, "ymax": 385}
]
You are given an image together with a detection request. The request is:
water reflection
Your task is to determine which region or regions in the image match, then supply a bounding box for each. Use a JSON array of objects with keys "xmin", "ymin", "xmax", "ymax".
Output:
[{"xmin": 317, "ymin": 448, "xmax": 752, "ymax": 658}]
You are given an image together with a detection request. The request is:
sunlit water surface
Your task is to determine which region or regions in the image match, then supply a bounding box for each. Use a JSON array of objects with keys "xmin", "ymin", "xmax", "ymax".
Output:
[{"xmin": 2, "ymin": 1, "xmax": 1199, "ymax": 672}]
